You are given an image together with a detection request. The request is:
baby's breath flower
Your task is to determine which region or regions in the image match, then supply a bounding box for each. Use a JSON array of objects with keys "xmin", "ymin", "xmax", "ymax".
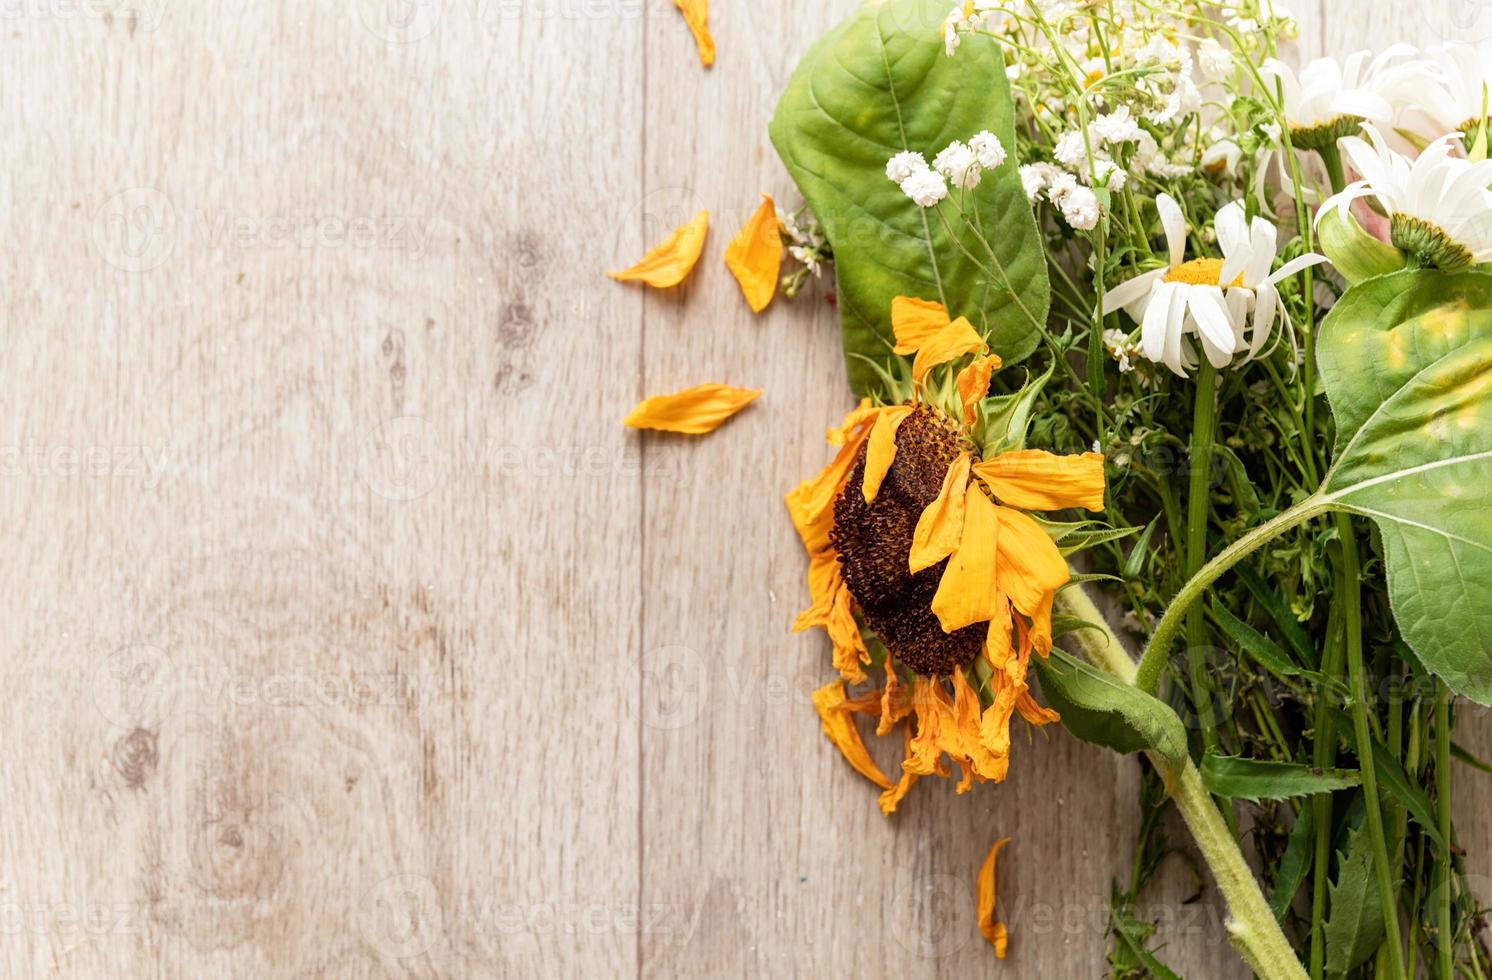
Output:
[
  {"xmin": 1091, "ymin": 158, "xmax": 1127, "ymax": 191},
  {"xmin": 902, "ymin": 168, "xmax": 950, "ymax": 207},
  {"xmin": 1059, "ymin": 184, "xmax": 1101, "ymax": 230},
  {"xmin": 934, "ymin": 140, "xmax": 982, "ymax": 189},
  {"xmin": 1092, "ymin": 106, "xmax": 1143, "ymax": 145},
  {"xmin": 968, "ymin": 130, "xmax": 1007, "ymax": 170},
  {"xmin": 886, "ymin": 150, "xmax": 929, "ymax": 184},
  {"xmin": 1054, "ymin": 130, "xmax": 1089, "ymax": 169},
  {"xmin": 1197, "ymin": 37, "xmax": 1232, "ymax": 80},
  {"xmin": 1019, "ymin": 163, "xmax": 1054, "ymax": 202}
]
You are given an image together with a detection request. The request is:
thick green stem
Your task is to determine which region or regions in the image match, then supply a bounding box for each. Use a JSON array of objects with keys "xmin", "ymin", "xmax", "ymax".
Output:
[
  {"xmin": 1185, "ymin": 362, "xmax": 1221, "ymax": 753},
  {"xmin": 1337, "ymin": 520, "xmax": 1407, "ymax": 980},
  {"xmin": 1055, "ymin": 586, "xmax": 1309, "ymax": 980},
  {"xmin": 1436, "ymin": 681, "xmax": 1454, "ymax": 980},
  {"xmin": 1134, "ymin": 495, "xmax": 1333, "ymax": 694}
]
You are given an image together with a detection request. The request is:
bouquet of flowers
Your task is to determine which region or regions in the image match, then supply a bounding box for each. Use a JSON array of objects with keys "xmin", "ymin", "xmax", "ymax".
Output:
[{"xmin": 614, "ymin": 0, "xmax": 1492, "ymax": 975}]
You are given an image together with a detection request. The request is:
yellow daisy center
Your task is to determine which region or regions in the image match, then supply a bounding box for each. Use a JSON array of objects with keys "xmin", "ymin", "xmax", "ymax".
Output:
[{"xmin": 1163, "ymin": 257, "xmax": 1244, "ymax": 288}]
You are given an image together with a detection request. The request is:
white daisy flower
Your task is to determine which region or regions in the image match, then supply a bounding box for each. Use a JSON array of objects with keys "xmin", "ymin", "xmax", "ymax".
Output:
[
  {"xmin": 1319, "ymin": 124, "xmax": 1492, "ymax": 269},
  {"xmin": 885, "ymin": 151, "xmax": 929, "ymax": 184},
  {"xmin": 1257, "ymin": 49, "xmax": 1421, "ymax": 147},
  {"xmin": 1200, "ymin": 139, "xmax": 1243, "ymax": 177},
  {"xmin": 1101, "ymin": 194, "xmax": 1327, "ymax": 377},
  {"xmin": 901, "ymin": 169, "xmax": 950, "ymax": 208},
  {"xmin": 968, "ymin": 130, "xmax": 1007, "ymax": 170},
  {"xmin": 1397, "ymin": 42, "xmax": 1492, "ymax": 141}
]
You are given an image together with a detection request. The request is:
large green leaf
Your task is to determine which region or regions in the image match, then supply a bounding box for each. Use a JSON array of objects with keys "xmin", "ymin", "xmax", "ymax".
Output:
[
  {"xmin": 1034, "ymin": 648, "xmax": 1188, "ymax": 769},
  {"xmin": 769, "ymin": 0, "xmax": 1049, "ymax": 396},
  {"xmin": 1318, "ymin": 269, "xmax": 1492, "ymax": 704}
]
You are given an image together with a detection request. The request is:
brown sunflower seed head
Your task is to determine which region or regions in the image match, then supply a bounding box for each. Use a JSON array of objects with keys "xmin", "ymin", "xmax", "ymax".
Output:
[{"xmin": 831, "ymin": 404, "xmax": 986, "ymax": 676}]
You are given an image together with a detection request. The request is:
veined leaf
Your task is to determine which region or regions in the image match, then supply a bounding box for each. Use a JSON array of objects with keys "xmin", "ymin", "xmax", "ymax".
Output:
[
  {"xmin": 1199, "ymin": 754, "xmax": 1360, "ymax": 802},
  {"xmin": 1034, "ymin": 648, "xmax": 1187, "ymax": 769},
  {"xmin": 769, "ymin": 0, "xmax": 1049, "ymax": 396},
  {"xmin": 1318, "ymin": 269, "xmax": 1492, "ymax": 704},
  {"xmin": 1324, "ymin": 793, "xmax": 1400, "ymax": 978}
]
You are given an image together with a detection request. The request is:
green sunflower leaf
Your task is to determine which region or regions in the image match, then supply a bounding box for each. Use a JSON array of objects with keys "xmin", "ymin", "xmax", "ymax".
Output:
[
  {"xmin": 769, "ymin": 0, "xmax": 1049, "ymax": 396},
  {"xmin": 1317, "ymin": 269, "xmax": 1492, "ymax": 704},
  {"xmin": 1033, "ymin": 648, "xmax": 1188, "ymax": 769}
]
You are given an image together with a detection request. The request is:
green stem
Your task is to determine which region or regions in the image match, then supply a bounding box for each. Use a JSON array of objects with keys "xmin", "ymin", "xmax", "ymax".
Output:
[
  {"xmin": 1056, "ymin": 585, "xmax": 1309, "ymax": 980},
  {"xmin": 1185, "ymin": 362, "xmax": 1221, "ymax": 754},
  {"xmin": 1436, "ymin": 680, "xmax": 1454, "ymax": 980},
  {"xmin": 1337, "ymin": 519, "xmax": 1407, "ymax": 980},
  {"xmin": 1310, "ymin": 604, "xmax": 1347, "ymax": 980},
  {"xmin": 1134, "ymin": 495, "xmax": 1333, "ymax": 694}
]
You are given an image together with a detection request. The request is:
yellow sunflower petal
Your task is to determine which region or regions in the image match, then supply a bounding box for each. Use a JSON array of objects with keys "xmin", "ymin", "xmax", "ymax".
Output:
[
  {"xmin": 931, "ymin": 485, "xmax": 1003, "ymax": 633},
  {"xmin": 953, "ymin": 667, "xmax": 1007, "ymax": 784},
  {"xmin": 672, "ymin": 0, "xmax": 715, "ymax": 66},
  {"xmin": 623, "ymin": 383, "xmax": 760, "ymax": 434},
  {"xmin": 608, "ymin": 210, "xmax": 709, "ymax": 287},
  {"xmin": 992, "ymin": 505, "xmax": 1071, "ymax": 618},
  {"xmin": 862, "ymin": 405, "xmax": 914, "ymax": 503},
  {"xmin": 827, "ymin": 398, "xmax": 877, "ymax": 446},
  {"xmin": 791, "ymin": 548, "xmax": 842, "ymax": 632},
  {"xmin": 812, "ymin": 680, "xmax": 892, "ymax": 790},
  {"xmin": 978, "ymin": 838, "xmax": 1012, "ymax": 959},
  {"xmin": 724, "ymin": 194, "xmax": 782, "ymax": 313},
  {"xmin": 827, "ymin": 582, "xmax": 870, "ymax": 684},
  {"xmin": 785, "ymin": 402, "xmax": 880, "ymax": 551},
  {"xmin": 910, "ymin": 451, "xmax": 971, "ymax": 573},
  {"xmin": 877, "ymin": 722, "xmax": 921, "ymax": 815},
  {"xmin": 878, "ymin": 661, "xmax": 912, "ymax": 736},
  {"xmin": 891, "ymin": 296, "xmax": 951, "ymax": 354},
  {"xmin": 973, "ymin": 449, "xmax": 1106, "ymax": 512},
  {"xmin": 912, "ymin": 316, "xmax": 985, "ymax": 385},
  {"xmin": 1016, "ymin": 690, "xmax": 1060, "ymax": 726},
  {"xmin": 955, "ymin": 354, "xmax": 1002, "ymax": 426},
  {"xmin": 903, "ymin": 677, "xmax": 952, "ymax": 776}
]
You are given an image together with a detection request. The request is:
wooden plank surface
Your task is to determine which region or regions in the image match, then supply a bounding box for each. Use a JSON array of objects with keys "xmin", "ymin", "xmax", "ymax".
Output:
[{"xmin": 0, "ymin": 1, "xmax": 1485, "ymax": 977}]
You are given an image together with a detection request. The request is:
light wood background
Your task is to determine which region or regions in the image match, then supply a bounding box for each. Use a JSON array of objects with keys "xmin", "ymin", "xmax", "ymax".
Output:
[{"xmin": 2, "ymin": 1, "xmax": 1489, "ymax": 977}]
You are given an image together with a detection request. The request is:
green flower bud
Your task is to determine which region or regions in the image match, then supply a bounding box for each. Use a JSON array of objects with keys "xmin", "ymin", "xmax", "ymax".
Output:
[{"xmin": 1317, "ymin": 206, "xmax": 1406, "ymax": 283}]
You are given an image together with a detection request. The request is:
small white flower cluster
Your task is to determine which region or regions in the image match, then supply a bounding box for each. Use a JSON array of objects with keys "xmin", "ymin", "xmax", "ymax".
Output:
[
  {"xmin": 777, "ymin": 206, "xmax": 826, "ymax": 277},
  {"xmin": 1102, "ymin": 328, "xmax": 1140, "ymax": 374},
  {"xmin": 885, "ymin": 131, "xmax": 1008, "ymax": 209}
]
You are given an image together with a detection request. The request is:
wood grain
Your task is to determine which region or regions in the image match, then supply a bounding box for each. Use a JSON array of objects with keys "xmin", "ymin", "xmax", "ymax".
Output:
[{"xmin": 0, "ymin": 1, "xmax": 1483, "ymax": 977}]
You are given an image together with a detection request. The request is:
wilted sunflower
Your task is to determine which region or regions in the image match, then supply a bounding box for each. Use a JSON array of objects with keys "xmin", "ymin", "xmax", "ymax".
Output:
[{"xmin": 786, "ymin": 296, "xmax": 1106, "ymax": 816}]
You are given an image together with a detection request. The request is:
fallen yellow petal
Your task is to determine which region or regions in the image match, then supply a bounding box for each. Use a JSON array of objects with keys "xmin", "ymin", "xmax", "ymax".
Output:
[
  {"xmin": 862, "ymin": 405, "xmax": 913, "ymax": 503},
  {"xmin": 931, "ymin": 485, "xmax": 1003, "ymax": 633},
  {"xmin": 725, "ymin": 194, "xmax": 782, "ymax": 313},
  {"xmin": 623, "ymin": 383, "xmax": 760, "ymax": 434},
  {"xmin": 813, "ymin": 680, "xmax": 892, "ymax": 790},
  {"xmin": 608, "ymin": 210, "xmax": 709, "ymax": 287},
  {"xmin": 891, "ymin": 296, "xmax": 951, "ymax": 354},
  {"xmin": 973, "ymin": 450, "xmax": 1106, "ymax": 512},
  {"xmin": 978, "ymin": 838, "xmax": 1012, "ymax": 958},
  {"xmin": 673, "ymin": 0, "xmax": 715, "ymax": 67},
  {"xmin": 912, "ymin": 316, "xmax": 985, "ymax": 385},
  {"xmin": 955, "ymin": 354, "xmax": 1001, "ymax": 427},
  {"xmin": 909, "ymin": 452, "xmax": 971, "ymax": 573}
]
